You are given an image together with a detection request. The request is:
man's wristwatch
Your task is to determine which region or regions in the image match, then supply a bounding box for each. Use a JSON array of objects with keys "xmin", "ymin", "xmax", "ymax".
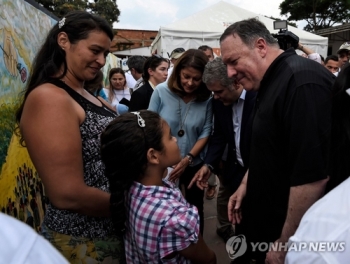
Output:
[{"xmin": 186, "ymin": 153, "xmax": 194, "ymax": 165}]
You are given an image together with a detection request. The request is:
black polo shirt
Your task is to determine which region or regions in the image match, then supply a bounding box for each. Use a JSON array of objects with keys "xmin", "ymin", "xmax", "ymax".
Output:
[{"xmin": 243, "ymin": 48, "xmax": 334, "ymax": 244}]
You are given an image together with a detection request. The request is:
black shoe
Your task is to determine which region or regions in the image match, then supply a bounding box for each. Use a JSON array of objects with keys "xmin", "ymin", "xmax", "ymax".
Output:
[{"xmin": 216, "ymin": 228, "xmax": 235, "ymax": 243}]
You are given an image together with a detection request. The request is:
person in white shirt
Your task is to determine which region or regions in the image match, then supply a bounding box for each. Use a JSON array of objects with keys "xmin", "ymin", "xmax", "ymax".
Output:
[
  {"xmin": 297, "ymin": 42, "xmax": 322, "ymax": 64},
  {"xmin": 285, "ymin": 177, "xmax": 350, "ymax": 264},
  {"xmin": 0, "ymin": 213, "xmax": 69, "ymax": 264},
  {"xmin": 125, "ymin": 70, "xmax": 136, "ymax": 89},
  {"xmin": 104, "ymin": 67, "xmax": 131, "ymax": 115}
]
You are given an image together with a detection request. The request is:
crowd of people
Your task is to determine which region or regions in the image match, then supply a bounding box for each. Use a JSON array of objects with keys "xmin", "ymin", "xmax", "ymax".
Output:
[{"xmin": 5, "ymin": 9, "xmax": 350, "ymax": 264}]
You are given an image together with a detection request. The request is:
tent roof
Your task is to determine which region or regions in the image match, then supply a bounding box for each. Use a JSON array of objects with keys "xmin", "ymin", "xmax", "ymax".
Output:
[{"xmin": 158, "ymin": 0, "xmax": 327, "ymax": 45}]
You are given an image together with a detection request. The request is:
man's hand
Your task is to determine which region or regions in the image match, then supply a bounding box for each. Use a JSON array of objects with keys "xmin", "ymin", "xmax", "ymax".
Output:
[
  {"xmin": 188, "ymin": 165, "xmax": 212, "ymax": 189},
  {"xmin": 228, "ymin": 182, "xmax": 246, "ymax": 224},
  {"xmin": 265, "ymin": 239, "xmax": 287, "ymax": 264}
]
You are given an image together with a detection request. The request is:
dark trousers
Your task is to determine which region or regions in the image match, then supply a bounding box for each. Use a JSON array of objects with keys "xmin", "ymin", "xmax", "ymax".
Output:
[
  {"xmin": 216, "ymin": 174, "xmax": 234, "ymax": 233},
  {"xmin": 179, "ymin": 162, "xmax": 205, "ymax": 235}
]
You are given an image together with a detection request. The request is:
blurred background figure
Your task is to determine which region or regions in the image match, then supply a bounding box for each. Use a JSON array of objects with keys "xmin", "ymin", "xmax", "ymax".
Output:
[
  {"xmin": 167, "ymin": 47, "xmax": 185, "ymax": 80},
  {"xmin": 149, "ymin": 49, "xmax": 212, "ymax": 235},
  {"xmin": 324, "ymin": 55, "xmax": 339, "ymax": 76},
  {"xmin": 125, "ymin": 67, "xmax": 136, "ymax": 89},
  {"xmin": 129, "ymin": 55, "xmax": 168, "ymax": 111},
  {"xmin": 104, "ymin": 67, "xmax": 131, "ymax": 115},
  {"xmin": 337, "ymin": 41, "xmax": 350, "ymax": 68},
  {"xmin": 198, "ymin": 45, "xmax": 215, "ymax": 61},
  {"xmin": 127, "ymin": 55, "xmax": 146, "ymax": 93},
  {"xmin": 84, "ymin": 70, "xmax": 108, "ymax": 100}
]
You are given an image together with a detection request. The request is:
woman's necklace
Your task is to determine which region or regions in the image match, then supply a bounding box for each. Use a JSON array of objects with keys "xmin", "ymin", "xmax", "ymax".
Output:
[{"xmin": 178, "ymin": 99, "xmax": 193, "ymax": 137}]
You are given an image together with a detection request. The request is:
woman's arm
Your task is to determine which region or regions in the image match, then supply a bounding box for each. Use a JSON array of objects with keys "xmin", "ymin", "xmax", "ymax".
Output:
[
  {"xmin": 198, "ymin": 98, "xmax": 213, "ymax": 140},
  {"xmin": 188, "ymin": 137, "xmax": 209, "ymax": 157},
  {"xmin": 20, "ymin": 84, "xmax": 111, "ymax": 217},
  {"xmin": 169, "ymin": 137, "xmax": 209, "ymax": 181},
  {"xmin": 188, "ymin": 98, "xmax": 213, "ymax": 157}
]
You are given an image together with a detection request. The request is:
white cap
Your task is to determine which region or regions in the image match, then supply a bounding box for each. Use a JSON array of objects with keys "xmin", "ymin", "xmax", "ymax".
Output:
[{"xmin": 337, "ymin": 42, "xmax": 350, "ymax": 54}]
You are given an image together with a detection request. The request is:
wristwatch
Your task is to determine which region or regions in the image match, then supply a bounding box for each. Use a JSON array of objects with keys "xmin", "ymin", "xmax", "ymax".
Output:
[{"xmin": 186, "ymin": 153, "xmax": 194, "ymax": 165}]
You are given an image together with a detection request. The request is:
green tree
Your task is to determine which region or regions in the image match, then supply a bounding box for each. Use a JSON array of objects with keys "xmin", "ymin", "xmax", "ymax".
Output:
[
  {"xmin": 35, "ymin": 0, "xmax": 120, "ymax": 27},
  {"xmin": 89, "ymin": 0, "xmax": 120, "ymax": 27},
  {"xmin": 279, "ymin": 0, "xmax": 350, "ymax": 32}
]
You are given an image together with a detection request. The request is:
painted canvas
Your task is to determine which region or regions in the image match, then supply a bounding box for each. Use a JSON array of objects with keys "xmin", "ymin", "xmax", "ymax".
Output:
[{"xmin": 0, "ymin": 0, "xmax": 57, "ymax": 230}]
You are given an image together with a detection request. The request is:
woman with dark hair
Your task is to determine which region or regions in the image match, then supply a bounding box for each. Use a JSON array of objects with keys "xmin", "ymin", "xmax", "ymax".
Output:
[
  {"xmin": 128, "ymin": 55, "xmax": 168, "ymax": 111},
  {"xmin": 148, "ymin": 49, "xmax": 212, "ymax": 234},
  {"xmin": 327, "ymin": 63, "xmax": 350, "ymax": 192},
  {"xmin": 100, "ymin": 110, "xmax": 216, "ymax": 263},
  {"xmin": 104, "ymin": 67, "xmax": 131, "ymax": 115},
  {"xmin": 15, "ymin": 11, "xmax": 124, "ymax": 262}
]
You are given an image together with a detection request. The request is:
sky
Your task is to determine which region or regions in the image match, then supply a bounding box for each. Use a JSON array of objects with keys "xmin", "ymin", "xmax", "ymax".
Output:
[{"xmin": 114, "ymin": 0, "xmax": 305, "ymax": 30}]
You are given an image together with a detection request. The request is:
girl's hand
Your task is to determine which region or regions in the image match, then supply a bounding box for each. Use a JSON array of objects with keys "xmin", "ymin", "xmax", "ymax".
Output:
[{"xmin": 168, "ymin": 157, "xmax": 189, "ymax": 182}]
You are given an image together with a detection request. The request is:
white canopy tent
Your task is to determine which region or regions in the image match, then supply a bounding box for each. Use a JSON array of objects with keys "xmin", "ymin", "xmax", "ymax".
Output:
[{"xmin": 151, "ymin": 1, "xmax": 328, "ymax": 58}]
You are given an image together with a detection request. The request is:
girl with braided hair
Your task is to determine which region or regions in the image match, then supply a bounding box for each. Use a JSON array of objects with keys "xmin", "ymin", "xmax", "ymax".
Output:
[{"xmin": 100, "ymin": 110, "xmax": 216, "ymax": 264}]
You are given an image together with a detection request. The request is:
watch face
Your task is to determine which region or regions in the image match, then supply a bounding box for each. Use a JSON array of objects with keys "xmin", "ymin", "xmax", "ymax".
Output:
[{"xmin": 186, "ymin": 155, "xmax": 193, "ymax": 164}]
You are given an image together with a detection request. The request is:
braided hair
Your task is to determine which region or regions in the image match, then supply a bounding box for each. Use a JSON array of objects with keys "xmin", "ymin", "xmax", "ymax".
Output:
[{"xmin": 100, "ymin": 110, "xmax": 165, "ymax": 235}]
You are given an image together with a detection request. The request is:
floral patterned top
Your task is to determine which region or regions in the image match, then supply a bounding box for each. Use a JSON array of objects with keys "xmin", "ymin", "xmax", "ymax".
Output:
[{"xmin": 43, "ymin": 79, "xmax": 117, "ymax": 238}]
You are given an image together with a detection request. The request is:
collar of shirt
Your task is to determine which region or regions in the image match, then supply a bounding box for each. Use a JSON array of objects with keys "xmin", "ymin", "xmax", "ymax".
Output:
[
  {"xmin": 239, "ymin": 89, "xmax": 246, "ymax": 101},
  {"xmin": 232, "ymin": 89, "xmax": 246, "ymax": 106},
  {"xmin": 148, "ymin": 80, "xmax": 156, "ymax": 90},
  {"xmin": 130, "ymin": 180, "xmax": 179, "ymax": 198}
]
